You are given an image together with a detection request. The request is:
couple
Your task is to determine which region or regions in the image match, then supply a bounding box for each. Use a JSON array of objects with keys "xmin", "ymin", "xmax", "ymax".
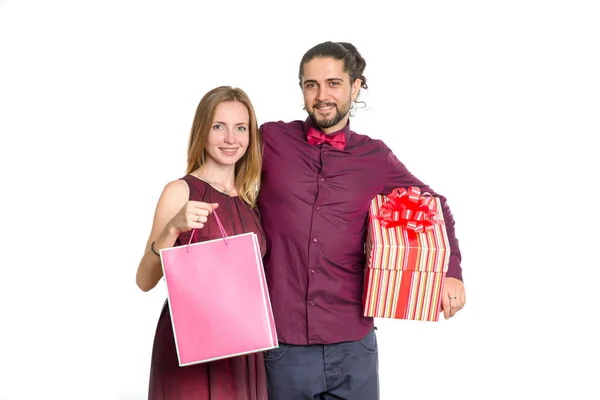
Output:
[{"xmin": 135, "ymin": 40, "xmax": 466, "ymax": 400}]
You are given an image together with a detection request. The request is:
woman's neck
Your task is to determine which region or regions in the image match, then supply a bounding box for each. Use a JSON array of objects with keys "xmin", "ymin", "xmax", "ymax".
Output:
[
  {"xmin": 192, "ymin": 163, "xmax": 237, "ymax": 195},
  {"xmin": 199, "ymin": 170, "xmax": 235, "ymax": 186}
]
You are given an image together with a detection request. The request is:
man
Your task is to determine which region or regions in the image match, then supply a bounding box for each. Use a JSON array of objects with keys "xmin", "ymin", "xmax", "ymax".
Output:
[{"xmin": 258, "ymin": 41, "xmax": 466, "ymax": 400}]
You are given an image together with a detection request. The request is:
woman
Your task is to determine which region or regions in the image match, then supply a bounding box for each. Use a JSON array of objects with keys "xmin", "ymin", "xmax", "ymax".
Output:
[{"xmin": 135, "ymin": 86, "xmax": 267, "ymax": 399}]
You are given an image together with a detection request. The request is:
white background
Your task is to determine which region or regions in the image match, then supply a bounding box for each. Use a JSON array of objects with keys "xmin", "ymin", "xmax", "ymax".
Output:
[{"xmin": 1, "ymin": 1, "xmax": 599, "ymax": 399}]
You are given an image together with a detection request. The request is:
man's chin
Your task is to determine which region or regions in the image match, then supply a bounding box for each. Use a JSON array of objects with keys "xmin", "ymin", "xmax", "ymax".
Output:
[
  {"xmin": 316, "ymin": 119, "xmax": 333, "ymax": 129},
  {"xmin": 311, "ymin": 114, "xmax": 336, "ymax": 129}
]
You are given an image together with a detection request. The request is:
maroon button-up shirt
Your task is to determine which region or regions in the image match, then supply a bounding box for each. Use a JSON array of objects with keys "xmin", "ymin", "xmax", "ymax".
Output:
[{"xmin": 258, "ymin": 117, "xmax": 463, "ymax": 345}]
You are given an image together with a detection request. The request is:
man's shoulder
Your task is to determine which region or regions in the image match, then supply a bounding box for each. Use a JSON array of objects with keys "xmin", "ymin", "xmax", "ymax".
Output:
[
  {"xmin": 260, "ymin": 119, "xmax": 305, "ymax": 134},
  {"xmin": 349, "ymin": 130, "xmax": 393, "ymax": 153}
]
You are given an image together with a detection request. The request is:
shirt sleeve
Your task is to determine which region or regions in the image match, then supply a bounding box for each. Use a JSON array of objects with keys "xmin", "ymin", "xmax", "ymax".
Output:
[
  {"xmin": 259, "ymin": 123, "xmax": 268, "ymax": 157},
  {"xmin": 383, "ymin": 145, "xmax": 463, "ymax": 282}
]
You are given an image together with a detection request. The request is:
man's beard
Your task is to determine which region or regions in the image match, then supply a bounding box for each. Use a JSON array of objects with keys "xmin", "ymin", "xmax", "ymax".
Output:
[{"xmin": 308, "ymin": 100, "xmax": 351, "ymax": 130}]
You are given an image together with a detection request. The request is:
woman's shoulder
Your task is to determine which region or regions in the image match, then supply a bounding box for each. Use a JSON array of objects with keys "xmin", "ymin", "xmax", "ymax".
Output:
[{"xmin": 158, "ymin": 178, "xmax": 191, "ymax": 203}]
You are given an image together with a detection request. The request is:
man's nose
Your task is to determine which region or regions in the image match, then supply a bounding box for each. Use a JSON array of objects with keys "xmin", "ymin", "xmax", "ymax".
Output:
[{"xmin": 317, "ymin": 86, "xmax": 330, "ymax": 101}]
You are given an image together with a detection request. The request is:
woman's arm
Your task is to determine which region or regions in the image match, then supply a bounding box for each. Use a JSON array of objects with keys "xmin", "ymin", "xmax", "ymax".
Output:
[{"xmin": 135, "ymin": 180, "xmax": 218, "ymax": 292}]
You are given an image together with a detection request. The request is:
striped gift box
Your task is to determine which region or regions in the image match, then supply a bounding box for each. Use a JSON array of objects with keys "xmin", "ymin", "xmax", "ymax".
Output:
[{"xmin": 362, "ymin": 193, "xmax": 451, "ymax": 321}]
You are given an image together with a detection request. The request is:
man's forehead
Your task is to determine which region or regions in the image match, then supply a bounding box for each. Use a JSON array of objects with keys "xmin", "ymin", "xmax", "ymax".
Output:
[{"xmin": 302, "ymin": 58, "xmax": 348, "ymax": 82}]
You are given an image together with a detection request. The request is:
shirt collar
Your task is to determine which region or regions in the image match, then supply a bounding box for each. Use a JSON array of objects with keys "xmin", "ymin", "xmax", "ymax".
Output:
[{"xmin": 303, "ymin": 116, "xmax": 352, "ymax": 142}]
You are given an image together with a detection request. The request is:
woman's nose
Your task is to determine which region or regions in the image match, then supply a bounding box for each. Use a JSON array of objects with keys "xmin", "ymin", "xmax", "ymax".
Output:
[{"xmin": 223, "ymin": 129, "xmax": 235, "ymax": 143}]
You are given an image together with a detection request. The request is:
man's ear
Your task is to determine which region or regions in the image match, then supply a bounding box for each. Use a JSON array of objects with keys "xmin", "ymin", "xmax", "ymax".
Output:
[{"xmin": 351, "ymin": 78, "xmax": 362, "ymax": 101}]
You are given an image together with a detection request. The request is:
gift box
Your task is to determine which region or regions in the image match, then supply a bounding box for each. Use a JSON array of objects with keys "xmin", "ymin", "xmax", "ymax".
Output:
[
  {"xmin": 362, "ymin": 187, "xmax": 451, "ymax": 322},
  {"xmin": 160, "ymin": 211, "xmax": 278, "ymax": 366}
]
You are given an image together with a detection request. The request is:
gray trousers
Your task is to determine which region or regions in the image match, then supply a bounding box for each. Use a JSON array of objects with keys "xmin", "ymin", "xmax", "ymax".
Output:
[{"xmin": 264, "ymin": 328, "xmax": 379, "ymax": 400}]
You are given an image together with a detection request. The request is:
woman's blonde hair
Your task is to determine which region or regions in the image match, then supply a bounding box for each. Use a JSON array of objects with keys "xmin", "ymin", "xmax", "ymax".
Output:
[{"xmin": 186, "ymin": 86, "xmax": 262, "ymax": 207}]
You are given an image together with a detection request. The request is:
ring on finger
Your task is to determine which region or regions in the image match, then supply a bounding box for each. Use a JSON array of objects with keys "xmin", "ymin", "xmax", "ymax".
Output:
[{"xmin": 197, "ymin": 216, "xmax": 204, "ymax": 222}]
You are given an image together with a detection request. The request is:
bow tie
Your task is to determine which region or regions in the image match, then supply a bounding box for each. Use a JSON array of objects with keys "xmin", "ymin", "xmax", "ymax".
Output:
[{"xmin": 307, "ymin": 127, "xmax": 347, "ymax": 150}]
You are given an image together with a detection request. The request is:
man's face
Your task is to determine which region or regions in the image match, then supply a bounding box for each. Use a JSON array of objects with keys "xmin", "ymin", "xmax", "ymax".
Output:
[{"xmin": 301, "ymin": 57, "xmax": 360, "ymax": 134}]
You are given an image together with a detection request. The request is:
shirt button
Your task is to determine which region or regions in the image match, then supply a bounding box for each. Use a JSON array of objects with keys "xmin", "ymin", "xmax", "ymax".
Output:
[
  {"xmin": 324, "ymin": 151, "xmax": 328, "ymax": 155},
  {"xmin": 312, "ymin": 238, "xmax": 318, "ymax": 242},
  {"xmin": 316, "ymin": 206, "xmax": 321, "ymax": 211},
  {"xmin": 310, "ymin": 301, "xmax": 315, "ymax": 306},
  {"xmin": 319, "ymin": 177, "xmax": 325, "ymax": 182},
  {"xmin": 311, "ymin": 269, "xmax": 316, "ymax": 274}
]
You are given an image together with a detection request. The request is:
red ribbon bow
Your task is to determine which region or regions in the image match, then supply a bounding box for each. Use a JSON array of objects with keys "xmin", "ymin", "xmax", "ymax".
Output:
[
  {"xmin": 307, "ymin": 127, "xmax": 346, "ymax": 150},
  {"xmin": 375, "ymin": 186, "xmax": 442, "ymax": 232}
]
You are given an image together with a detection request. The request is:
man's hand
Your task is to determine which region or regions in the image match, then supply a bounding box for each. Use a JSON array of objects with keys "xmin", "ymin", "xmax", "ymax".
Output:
[{"xmin": 441, "ymin": 277, "xmax": 466, "ymax": 319}]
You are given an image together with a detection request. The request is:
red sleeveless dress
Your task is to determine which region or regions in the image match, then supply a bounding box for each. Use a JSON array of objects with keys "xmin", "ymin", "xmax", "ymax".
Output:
[{"xmin": 148, "ymin": 175, "xmax": 268, "ymax": 400}]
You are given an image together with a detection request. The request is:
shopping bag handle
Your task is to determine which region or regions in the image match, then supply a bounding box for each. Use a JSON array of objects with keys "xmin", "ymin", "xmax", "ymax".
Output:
[{"xmin": 186, "ymin": 208, "xmax": 229, "ymax": 252}]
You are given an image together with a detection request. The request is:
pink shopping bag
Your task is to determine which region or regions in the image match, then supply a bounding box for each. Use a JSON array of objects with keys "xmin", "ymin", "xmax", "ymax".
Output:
[{"xmin": 160, "ymin": 210, "xmax": 278, "ymax": 367}]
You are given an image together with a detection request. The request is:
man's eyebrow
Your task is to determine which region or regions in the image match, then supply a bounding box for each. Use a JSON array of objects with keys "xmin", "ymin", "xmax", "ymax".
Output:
[{"xmin": 303, "ymin": 78, "xmax": 345, "ymax": 84}]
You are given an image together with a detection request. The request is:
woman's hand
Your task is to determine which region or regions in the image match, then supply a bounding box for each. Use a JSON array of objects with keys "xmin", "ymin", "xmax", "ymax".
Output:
[{"xmin": 167, "ymin": 201, "xmax": 219, "ymax": 234}]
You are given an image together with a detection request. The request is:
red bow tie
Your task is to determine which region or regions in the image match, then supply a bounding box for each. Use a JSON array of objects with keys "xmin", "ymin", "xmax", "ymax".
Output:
[{"xmin": 307, "ymin": 127, "xmax": 347, "ymax": 150}]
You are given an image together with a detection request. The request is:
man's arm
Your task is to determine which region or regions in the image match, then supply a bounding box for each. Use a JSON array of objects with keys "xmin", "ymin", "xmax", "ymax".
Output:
[
  {"xmin": 383, "ymin": 149, "xmax": 463, "ymax": 281},
  {"xmin": 382, "ymin": 147, "xmax": 466, "ymax": 318}
]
